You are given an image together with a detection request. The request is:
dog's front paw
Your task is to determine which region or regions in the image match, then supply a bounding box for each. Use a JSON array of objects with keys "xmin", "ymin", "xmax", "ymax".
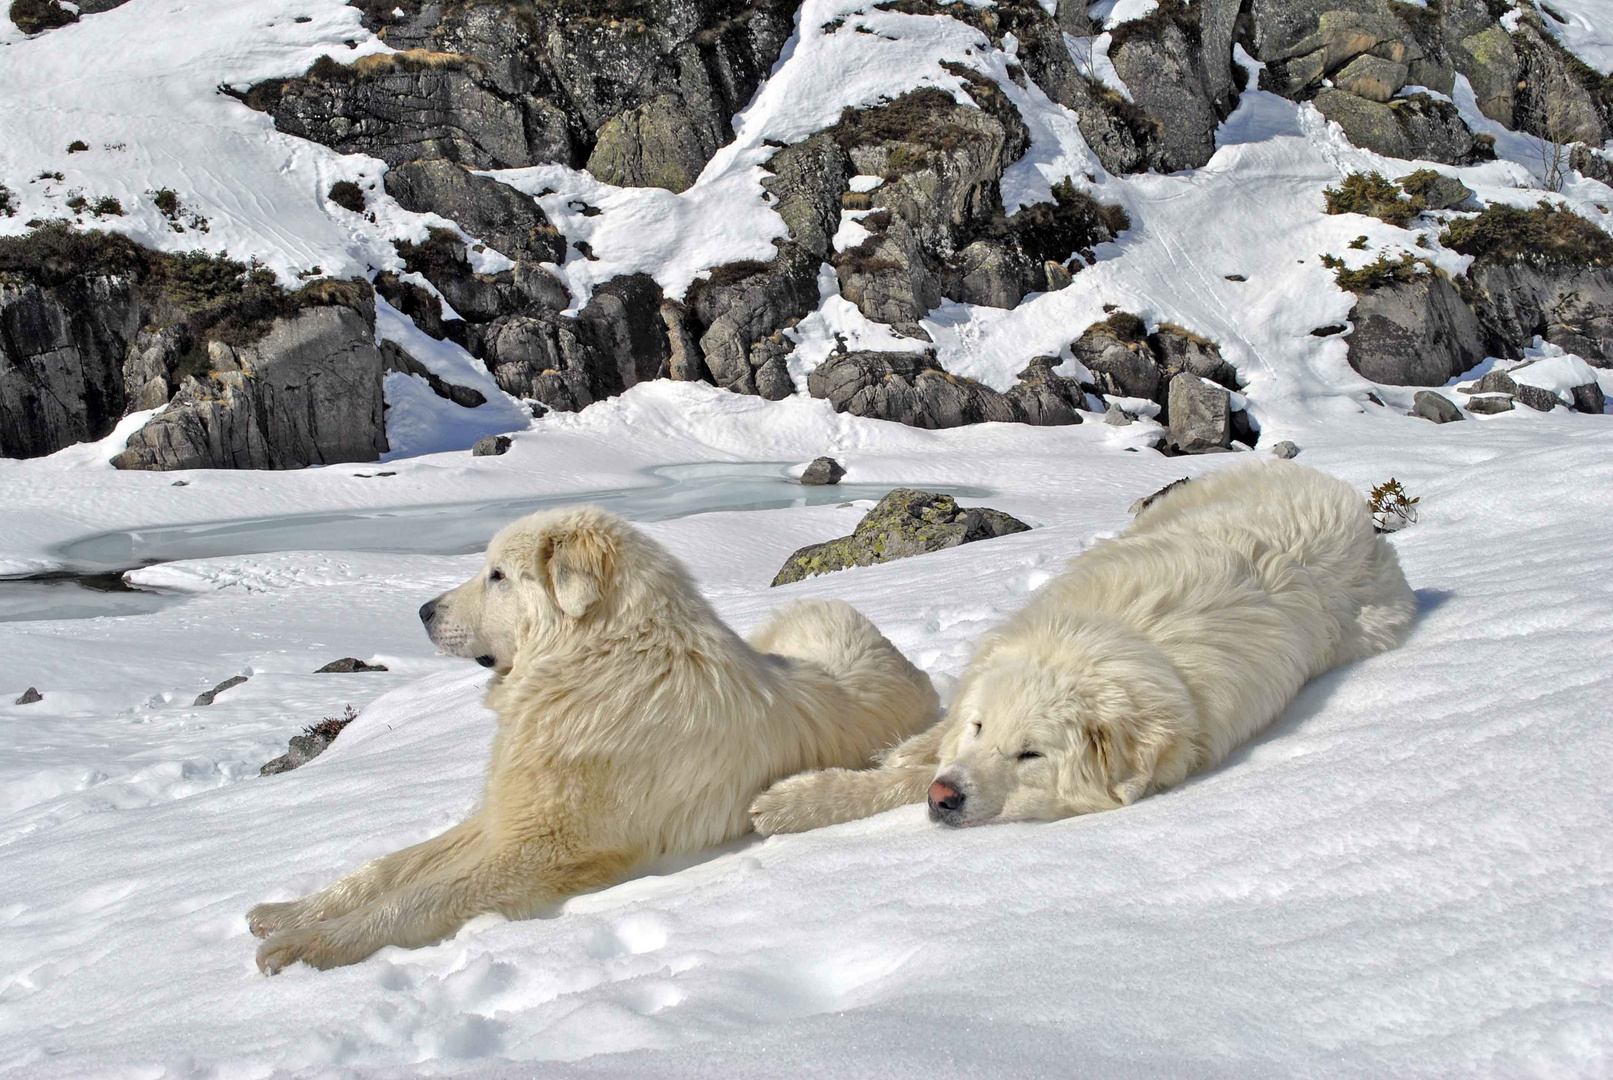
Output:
[
  {"xmin": 256, "ymin": 924, "xmax": 357, "ymax": 974},
  {"xmin": 246, "ymin": 900, "xmax": 305, "ymax": 939},
  {"xmin": 749, "ymin": 775, "xmax": 817, "ymax": 836}
]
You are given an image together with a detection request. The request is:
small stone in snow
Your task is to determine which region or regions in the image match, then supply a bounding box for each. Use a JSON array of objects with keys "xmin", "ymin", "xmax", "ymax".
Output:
[
  {"xmin": 1103, "ymin": 404, "xmax": 1132, "ymax": 426},
  {"xmin": 315, "ymin": 658, "xmax": 388, "ymax": 673},
  {"xmin": 473, "ymin": 435, "xmax": 512, "ymax": 457},
  {"xmin": 194, "ymin": 675, "xmax": 248, "ymax": 707},
  {"xmin": 16, "ymin": 687, "xmax": 42, "ymax": 705},
  {"xmin": 1271, "ymin": 440, "xmax": 1299, "ymax": 459},
  {"xmin": 800, "ymin": 457, "xmax": 845, "ymax": 486},
  {"xmin": 1412, "ymin": 391, "xmax": 1463, "ymax": 424}
]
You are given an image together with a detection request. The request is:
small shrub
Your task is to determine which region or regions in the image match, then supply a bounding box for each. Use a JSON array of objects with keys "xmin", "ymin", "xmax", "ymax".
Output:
[
  {"xmin": 327, "ymin": 179, "xmax": 366, "ymax": 213},
  {"xmin": 1320, "ymin": 252, "xmax": 1428, "ymax": 292},
  {"xmin": 9, "ymin": 0, "xmax": 76, "ymax": 34},
  {"xmin": 64, "ymin": 194, "xmax": 87, "ymax": 213},
  {"xmin": 1368, "ymin": 478, "xmax": 1419, "ymax": 533},
  {"xmin": 151, "ymin": 188, "xmax": 180, "ymax": 216},
  {"xmin": 90, "ymin": 196, "xmax": 123, "ymax": 217},
  {"xmin": 36, "ymin": 170, "xmax": 63, "ymax": 182},
  {"xmin": 1349, "ymin": 235, "xmax": 1369, "ymax": 250},
  {"xmin": 841, "ymin": 191, "xmax": 874, "ymax": 211},
  {"xmin": 0, "ymin": 184, "xmax": 15, "ymax": 219},
  {"xmin": 1324, "ymin": 171, "xmax": 1424, "ymax": 225},
  {"xmin": 66, "ymin": 139, "xmax": 89, "ymax": 153},
  {"xmin": 303, "ymin": 704, "xmax": 359, "ymax": 743},
  {"xmin": 1092, "ymin": 311, "xmax": 1148, "ymax": 342},
  {"xmin": 149, "ymin": 188, "xmax": 210, "ymax": 233},
  {"xmin": 1439, "ymin": 201, "xmax": 1613, "ymax": 267}
]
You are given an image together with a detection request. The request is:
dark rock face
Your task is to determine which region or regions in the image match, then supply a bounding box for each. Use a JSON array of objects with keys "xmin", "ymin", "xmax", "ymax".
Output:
[
  {"xmin": 1346, "ymin": 275, "xmax": 1485, "ymax": 386},
  {"xmin": 383, "ymin": 160, "xmax": 566, "ymax": 264},
  {"xmin": 808, "ymin": 350, "xmax": 1082, "ymax": 429},
  {"xmin": 772, "ymin": 488, "xmax": 1030, "ymax": 585},
  {"xmin": 1571, "ymin": 381, "xmax": 1605, "ymax": 415},
  {"xmin": 1412, "ymin": 390, "xmax": 1463, "ymax": 423},
  {"xmin": 1459, "ymin": 262, "xmax": 1613, "ymax": 366},
  {"xmin": 112, "ymin": 306, "xmax": 389, "ymax": 471},
  {"xmin": 481, "ymin": 273, "xmax": 670, "ymax": 411},
  {"xmin": 0, "ymin": 275, "xmax": 139, "ymax": 458},
  {"xmin": 15, "ymin": 686, "xmax": 43, "ymax": 705},
  {"xmin": 379, "ymin": 339, "xmax": 486, "ymax": 409},
  {"xmin": 800, "ymin": 456, "xmax": 845, "ymax": 485},
  {"xmin": 243, "ymin": 0, "xmax": 800, "ymax": 191},
  {"xmin": 1107, "ymin": 0, "xmax": 1242, "ymax": 173}
]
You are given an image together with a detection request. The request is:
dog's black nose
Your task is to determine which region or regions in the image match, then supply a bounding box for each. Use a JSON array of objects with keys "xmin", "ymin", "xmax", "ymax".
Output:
[
  {"xmin": 419, "ymin": 598, "xmax": 438, "ymax": 626},
  {"xmin": 928, "ymin": 779, "xmax": 965, "ymax": 822}
]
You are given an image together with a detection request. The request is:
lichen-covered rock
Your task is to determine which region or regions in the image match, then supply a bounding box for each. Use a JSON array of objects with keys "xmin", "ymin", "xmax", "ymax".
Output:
[
  {"xmin": 1331, "ymin": 53, "xmax": 1408, "ymax": 102},
  {"xmin": 1412, "ymin": 390, "xmax": 1463, "ymax": 423},
  {"xmin": 112, "ymin": 306, "xmax": 388, "ymax": 471},
  {"xmin": 1165, "ymin": 372, "xmax": 1231, "ymax": 454},
  {"xmin": 771, "ymin": 488, "xmax": 1030, "ymax": 586},
  {"xmin": 1346, "ymin": 275, "xmax": 1484, "ymax": 386},
  {"xmin": 1454, "ymin": 26, "xmax": 1518, "ymax": 126},
  {"xmin": 1465, "ymin": 393, "xmax": 1514, "ymax": 414}
]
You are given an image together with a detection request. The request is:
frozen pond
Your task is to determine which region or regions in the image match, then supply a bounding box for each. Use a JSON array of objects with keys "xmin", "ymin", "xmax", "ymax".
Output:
[{"xmin": 4, "ymin": 463, "xmax": 988, "ymax": 621}]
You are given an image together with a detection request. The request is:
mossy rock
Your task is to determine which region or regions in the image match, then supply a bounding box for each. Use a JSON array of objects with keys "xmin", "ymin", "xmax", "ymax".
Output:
[{"xmin": 771, "ymin": 489, "xmax": 1029, "ymax": 586}]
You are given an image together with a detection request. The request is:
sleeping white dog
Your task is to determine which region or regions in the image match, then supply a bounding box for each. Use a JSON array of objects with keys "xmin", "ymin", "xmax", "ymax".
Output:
[
  {"xmin": 750, "ymin": 461, "xmax": 1417, "ymax": 831},
  {"xmin": 248, "ymin": 506, "xmax": 938, "ymax": 971}
]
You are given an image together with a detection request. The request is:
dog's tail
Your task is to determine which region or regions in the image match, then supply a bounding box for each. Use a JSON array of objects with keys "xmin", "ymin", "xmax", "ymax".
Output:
[{"xmin": 750, "ymin": 720, "xmax": 951, "ymax": 835}]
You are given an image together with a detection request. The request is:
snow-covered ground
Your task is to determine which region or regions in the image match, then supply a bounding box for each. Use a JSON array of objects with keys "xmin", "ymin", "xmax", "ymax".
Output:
[{"xmin": 4, "ymin": 0, "xmax": 1613, "ymax": 1074}]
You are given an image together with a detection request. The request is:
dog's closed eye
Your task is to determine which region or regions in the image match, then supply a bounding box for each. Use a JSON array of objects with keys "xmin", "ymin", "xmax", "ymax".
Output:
[
  {"xmin": 489, "ymin": 568, "xmax": 504, "ymax": 583},
  {"xmin": 1016, "ymin": 750, "xmax": 1043, "ymax": 761}
]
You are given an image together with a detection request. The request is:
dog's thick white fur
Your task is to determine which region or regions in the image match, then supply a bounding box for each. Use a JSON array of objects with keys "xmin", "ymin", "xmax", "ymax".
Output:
[
  {"xmin": 248, "ymin": 506, "xmax": 938, "ymax": 971},
  {"xmin": 750, "ymin": 461, "xmax": 1416, "ymax": 832}
]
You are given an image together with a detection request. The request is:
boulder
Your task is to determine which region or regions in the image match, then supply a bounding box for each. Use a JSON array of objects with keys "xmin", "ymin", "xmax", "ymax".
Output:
[
  {"xmin": 1072, "ymin": 317, "xmax": 1160, "ymax": 400},
  {"xmin": 383, "ymin": 160, "xmax": 566, "ymax": 265},
  {"xmin": 1332, "ymin": 54, "xmax": 1408, "ymax": 103},
  {"xmin": 1107, "ymin": 0, "xmax": 1243, "ymax": 173},
  {"xmin": 1346, "ymin": 274, "xmax": 1485, "ymax": 386},
  {"xmin": 1103, "ymin": 403, "xmax": 1132, "ymax": 426},
  {"xmin": 800, "ymin": 457, "xmax": 845, "ymax": 486},
  {"xmin": 15, "ymin": 687, "xmax": 42, "ymax": 705},
  {"xmin": 1470, "ymin": 371, "xmax": 1560, "ymax": 413},
  {"xmin": 1313, "ymin": 89, "xmax": 1486, "ymax": 166},
  {"xmin": 315, "ymin": 658, "xmax": 388, "ymax": 673},
  {"xmin": 772, "ymin": 489, "xmax": 1030, "ymax": 586},
  {"xmin": 1454, "ymin": 26, "xmax": 1518, "ymax": 126},
  {"xmin": 809, "ymin": 351, "xmax": 1081, "ymax": 429},
  {"xmin": 1460, "ymin": 262, "xmax": 1613, "ymax": 367},
  {"xmin": 259, "ymin": 733, "xmax": 332, "ymax": 776},
  {"xmin": 194, "ymin": 674, "xmax": 248, "ymax": 707},
  {"xmin": 1571, "ymin": 382, "xmax": 1605, "ymax": 414},
  {"xmin": 112, "ymin": 305, "xmax": 389, "ymax": 471},
  {"xmin": 1412, "ymin": 390, "xmax": 1463, "ymax": 423},
  {"xmin": 1165, "ymin": 372, "xmax": 1231, "ymax": 454},
  {"xmin": 1271, "ymin": 440, "xmax": 1300, "ymax": 458},
  {"xmin": 1464, "ymin": 393, "xmax": 1514, "ymax": 414},
  {"xmin": 472, "ymin": 434, "xmax": 512, "ymax": 456}
]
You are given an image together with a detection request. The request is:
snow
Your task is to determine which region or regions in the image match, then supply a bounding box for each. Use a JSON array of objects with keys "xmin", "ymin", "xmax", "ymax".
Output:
[
  {"xmin": 4, "ymin": 0, "xmax": 1613, "ymax": 1073},
  {"xmin": 1532, "ymin": 0, "xmax": 1613, "ymax": 74},
  {"xmin": 1088, "ymin": 0, "xmax": 1160, "ymax": 31}
]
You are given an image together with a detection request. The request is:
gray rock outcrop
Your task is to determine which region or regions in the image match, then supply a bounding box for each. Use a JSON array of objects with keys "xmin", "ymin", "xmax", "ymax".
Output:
[
  {"xmin": 382, "ymin": 160, "xmax": 566, "ymax": 265},
  {"xmin": 113, "ymin": 305, "xmax": 388, "ymax": 471},
  {"xmin": 1412, "ymin": 390, "xmax": 1463, "ymax": 423},
  {"xmin": 472, "ymin": 434, "xmax": 512, "ymax": 456},
  {"xmin": 15, "ymin": 687, "xmax": 43, "ymax": 705},
  {"xmin": 772, "ymin": 488, "xmax": 1030, "ymax": 586},
  {"xmin": 194, "ymin": 675, "xmax": 248, "ymax": 707},
  {"xmin": 808, "ymin": 350, "xmax": 1083, "ymax": 429}
]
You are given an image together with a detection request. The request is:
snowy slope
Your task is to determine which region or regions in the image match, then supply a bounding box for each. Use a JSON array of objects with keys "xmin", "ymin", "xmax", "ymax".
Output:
[
  {"xmin": 3, "ymin": 0, "xmax": 1613, "ymax": 1073},
  {"xmin": 3, "ymin": 406, "xmax": 1612, "ymax": 1076}
]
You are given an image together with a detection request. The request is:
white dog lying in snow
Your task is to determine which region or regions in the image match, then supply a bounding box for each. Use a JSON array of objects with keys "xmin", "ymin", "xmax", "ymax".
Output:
[
  {"xmin": 750, "ymin": 461, "xmax": 1417, "ymax": 832},
  {"xmin": 248, "ymin": 506, "xmax": 938, "ymax": 971}
]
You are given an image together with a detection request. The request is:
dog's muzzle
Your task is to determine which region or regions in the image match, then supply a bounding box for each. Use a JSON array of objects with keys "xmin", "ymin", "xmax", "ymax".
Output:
[{"xmin": 928, "ymin": 778, "xmax": 967, "ymax": 826}]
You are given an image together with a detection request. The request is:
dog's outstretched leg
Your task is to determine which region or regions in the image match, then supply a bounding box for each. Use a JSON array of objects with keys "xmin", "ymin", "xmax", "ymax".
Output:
[
  {"xmin": 248, "ymin": 816, "xmax": 484, "ymax": 939},
  {"xmin": 750, "ymin": 717, "xmax": 955, "ymax": 835},
  {"xmin": 255, "ymin": 845, "xmax": 638, "ymax": 973}
]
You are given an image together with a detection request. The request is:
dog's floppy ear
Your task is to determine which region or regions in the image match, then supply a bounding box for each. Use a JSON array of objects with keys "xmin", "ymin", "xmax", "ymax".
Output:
[
  {"xmin": 1079, "ymin": 722, "xmax": 1161, "ymax": 807},
  {"xmin": 543, "ymin": 524, "xmax": 614, "ymax": 618}
]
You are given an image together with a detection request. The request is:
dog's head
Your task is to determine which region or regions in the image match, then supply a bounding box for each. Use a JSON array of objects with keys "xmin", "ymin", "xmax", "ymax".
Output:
[
  {"xmin": 925, "ymin": 626, "xmax": 1196, "ymax": 827},
  {"xmin": 420, "ymin": 506, "xmax": 661, "ymax": 674}
]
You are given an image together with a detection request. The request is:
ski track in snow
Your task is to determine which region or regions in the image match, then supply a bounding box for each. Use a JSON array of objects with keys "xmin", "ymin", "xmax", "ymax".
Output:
[{"xmin": 3, "ymin": 0, "xmax": 1613, "ymax": 1074}]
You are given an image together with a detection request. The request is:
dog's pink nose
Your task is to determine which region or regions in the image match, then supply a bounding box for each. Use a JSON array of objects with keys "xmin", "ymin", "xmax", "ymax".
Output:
[{"xmin": 928, "ymin": 780, "xmax": 965, "ymax": 816}]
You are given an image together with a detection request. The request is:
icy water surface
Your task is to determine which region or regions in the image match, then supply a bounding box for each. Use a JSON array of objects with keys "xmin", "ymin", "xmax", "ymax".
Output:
[{"xmin": 5, "ymin": 463, "xmax": 988, "ymax": 621}]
